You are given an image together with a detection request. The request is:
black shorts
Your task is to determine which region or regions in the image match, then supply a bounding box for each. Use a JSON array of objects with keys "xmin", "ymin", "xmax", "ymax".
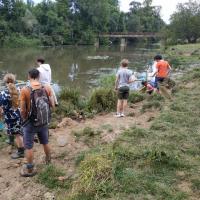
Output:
[{"xmin": 118, "ymin": 86, "xmax": 129, "ymax": 100}]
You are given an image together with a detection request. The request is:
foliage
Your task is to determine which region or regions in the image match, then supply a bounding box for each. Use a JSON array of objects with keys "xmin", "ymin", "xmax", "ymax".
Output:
[
  {"xmin": 0, "ymin": 0, "xmax": 164, "ymax": 47},
  {"xmin": 166, "ymin": 0, "xmax": 200, "ymax": 44},
  {"xmin": 99, "ymin": 74, "xmax": 115, "ymax": 89},
  {"xmin": 128, "ymin": 92, "xmax": 145, "ymax": 103},
  {"xmin": 88, "ymin": 88, "xmax": 117, "ymax": 113}
]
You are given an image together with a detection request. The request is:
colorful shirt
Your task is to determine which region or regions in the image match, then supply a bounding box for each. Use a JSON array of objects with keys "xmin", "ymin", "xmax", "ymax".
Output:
[
  {"xmin": 156, "ymin": 60, "xmax": 171, "ymax": 78},
  {"xmin": 0, "ymin": 89, "xmax": 22, "ymax": 134}
]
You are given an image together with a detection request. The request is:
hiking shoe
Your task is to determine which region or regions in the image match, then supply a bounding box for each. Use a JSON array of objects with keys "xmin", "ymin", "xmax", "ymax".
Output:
[
  {"xmin": 11, "ymin": 151, "xmax": 24, "ymax": 159},
  {"xmin": 120, "ymin": 113, "xmax": 125, "ymax": 117},
  {"xmin": 20, "ymin": 164, "xmax": 37, "ymax": 177},
  {"xmin": 114, "ymin": 113, "xmax": 121, "ymax": 118}
]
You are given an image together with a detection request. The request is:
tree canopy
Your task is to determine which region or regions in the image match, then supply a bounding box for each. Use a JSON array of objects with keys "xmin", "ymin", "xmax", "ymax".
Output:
[{"xmin": 0, "ymin": 0, "xmax": 164, "ymax": 47}]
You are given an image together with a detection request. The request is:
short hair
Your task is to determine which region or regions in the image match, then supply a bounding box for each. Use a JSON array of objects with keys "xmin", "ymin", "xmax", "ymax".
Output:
[
  {"xmin": 154, "ymin": 55, "xmax": 162, "ymax": 60},
  {"xmin": 120, "ymin": 59, "xmax": 129, "ymax": 67},
  {"xmin": 37, "ymin": 58, "xmax": 45, "ymax": 64},
  {"xmin": 141, "ymin": 80, "xmax": 147, "ymax": 86},
  {"xmin": 28, "ymin": 68, "xmax": 40, "ymax": 79}
]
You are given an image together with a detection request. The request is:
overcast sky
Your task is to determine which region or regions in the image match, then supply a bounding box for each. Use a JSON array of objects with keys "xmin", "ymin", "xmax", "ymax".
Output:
[{"xmin": 120, "ymin": 0, "xmax": 189, "ymax": 23}]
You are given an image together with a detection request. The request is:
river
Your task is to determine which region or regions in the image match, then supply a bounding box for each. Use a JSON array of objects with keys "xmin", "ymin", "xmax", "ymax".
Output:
[{"xmin": 0, "ymin": 43, "xmax": 160, "ymax": 94}]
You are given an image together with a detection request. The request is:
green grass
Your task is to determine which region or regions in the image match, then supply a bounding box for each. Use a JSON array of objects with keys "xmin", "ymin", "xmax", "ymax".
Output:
[
  {"xmin": 61, "ymin": 68, "xmax": 200, "ymax": 200},
  {"xmin": 37, "ymin": 165, "xmax": 70, "ymax": 189}
]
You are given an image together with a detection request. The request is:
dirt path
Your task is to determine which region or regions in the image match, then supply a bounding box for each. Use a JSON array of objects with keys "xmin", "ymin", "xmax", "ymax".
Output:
[{"xmin": 0, "ymin": 103, "xmax": 158, "ymax": 200}]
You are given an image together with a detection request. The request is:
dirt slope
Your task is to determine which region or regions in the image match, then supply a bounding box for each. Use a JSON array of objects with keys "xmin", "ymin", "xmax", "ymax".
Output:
[{"xmin": 0, "ymin": 103, "xmax": 158, "ymax": 200}]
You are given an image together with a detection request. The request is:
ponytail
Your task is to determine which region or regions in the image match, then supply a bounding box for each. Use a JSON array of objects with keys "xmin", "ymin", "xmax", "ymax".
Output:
[{"xmin": 3, "ymin": 74, "xmax": 19, "ymax": 109}]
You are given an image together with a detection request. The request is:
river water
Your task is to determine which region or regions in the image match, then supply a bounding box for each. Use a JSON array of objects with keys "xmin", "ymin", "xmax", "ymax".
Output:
[{"xmin": 0, "ymin": 43, "xmax": 160, "ymax": 94}]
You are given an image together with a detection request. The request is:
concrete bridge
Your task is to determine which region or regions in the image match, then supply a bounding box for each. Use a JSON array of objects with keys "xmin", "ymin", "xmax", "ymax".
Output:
[{"xmin": 95, "ymin": 32, "xmax": 161, "ymax": 49}]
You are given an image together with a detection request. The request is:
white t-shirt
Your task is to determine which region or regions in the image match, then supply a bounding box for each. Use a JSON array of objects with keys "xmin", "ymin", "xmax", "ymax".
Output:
[{"xmin": 37, "ymin": 64, "xmax": 52, "ymax": 85}]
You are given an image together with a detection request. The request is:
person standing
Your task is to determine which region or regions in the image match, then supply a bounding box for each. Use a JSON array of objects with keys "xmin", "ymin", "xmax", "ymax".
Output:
[
  {"xmin": 37, "ymin": 58, "xmax": 58, "ymax": 105},
  {"xmin": 115, "ymin": 59, "xmax": 134, "ymax": 117},
  {"xmin": 0, "ymin": 74, "xmax": 24, "ymax": 159},
  {"xmin": 152, "ymin": 55, "xmax": 172, "ymax": 99},
  {"xmin": 20, "ymin": 69, "xmax": 55, "ymax": 177}
]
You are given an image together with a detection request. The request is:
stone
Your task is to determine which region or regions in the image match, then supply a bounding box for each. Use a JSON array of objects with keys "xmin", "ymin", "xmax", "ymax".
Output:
[
  {"xmin": 57, "ymin": 117, "xmax": 76, "ymax": 128},
  {"xmin": 57, "ymin": 135, "xmax": 68, "ymax": 147},
  {"xmin": 44, "ymin": 192, "xmax": 55, "ymax": 200}
]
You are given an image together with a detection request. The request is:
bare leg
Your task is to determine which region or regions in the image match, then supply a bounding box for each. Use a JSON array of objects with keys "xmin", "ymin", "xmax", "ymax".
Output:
[
  {"xmin": 117, "ymin": 99, "xmax": 123, "ymax": 113},
  {"xmin": 121, "ymin": 100, "xmax": 128, "ymax": 114},
  {"xmin": 43, "ymin": 144, "xmax": 51, "ymax": 156},
  {"xmin": 26, "ymin": 149, "xmax": 34, "ymax": 164},
  {"xmin": 15, "ymin": 134, "xmax": 24, "ymax": 148},
  {"xmin": 43, "ymin": 144, "xmax": 51, "ymax": 164}
]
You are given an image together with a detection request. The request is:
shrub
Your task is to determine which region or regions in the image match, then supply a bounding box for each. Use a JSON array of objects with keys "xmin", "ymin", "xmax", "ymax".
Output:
[
  {"xmin": 99, "ymin": 75, "xmax": 115, "ymax": 88},
  {"xmin": 88, "ymin": 88, "xmax": 117, "ymax": 113},
  {"xmin": 59, "ymin": 87, "xmax": 81, "ymax": 106},
  {"xmin": 128, "ymin": 92, "xmax": 145, "ymax": 104}
]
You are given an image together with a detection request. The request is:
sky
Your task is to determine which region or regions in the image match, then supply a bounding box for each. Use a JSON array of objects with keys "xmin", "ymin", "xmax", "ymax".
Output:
[{"xmin": 120, "ymin": 0, "xmax": 189, "ymax": 24}]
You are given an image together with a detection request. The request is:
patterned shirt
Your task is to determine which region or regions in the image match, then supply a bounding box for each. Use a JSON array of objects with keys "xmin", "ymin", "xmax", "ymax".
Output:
[{"xmin": 0, "ymin": 89, "xmax": 21, "ymax": 125}]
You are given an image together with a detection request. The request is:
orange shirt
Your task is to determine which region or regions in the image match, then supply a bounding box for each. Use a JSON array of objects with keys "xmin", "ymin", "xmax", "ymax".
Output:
[
  {"xmin": 20, "ymin": 81, "xmax": 52, "ymax": 120},
  {"xmin": 156, "ymin": 60, "xmax": 170, "ymax": 78}
]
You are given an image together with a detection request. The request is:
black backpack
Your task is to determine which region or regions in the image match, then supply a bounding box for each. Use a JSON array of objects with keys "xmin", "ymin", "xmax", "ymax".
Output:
[{"xmin": 29, "ymin": 86, "xmax": 51, "ymax": 127}]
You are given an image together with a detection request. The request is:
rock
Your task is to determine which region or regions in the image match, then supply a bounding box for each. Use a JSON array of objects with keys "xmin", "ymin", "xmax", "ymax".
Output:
[
  {"xmin": 44, "ymin": 192, "xmax": 55, "ymax": 200},
  {"xmin": 57, "ymin": 135, "xmax": 68, "ymax": 147},
  {"xmin": 57, "ymin": 117, "xmax": 76, "ymax": 128}
]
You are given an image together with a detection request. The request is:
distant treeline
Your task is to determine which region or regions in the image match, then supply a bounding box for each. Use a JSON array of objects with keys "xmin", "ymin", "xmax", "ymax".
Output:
[{"xmin": 0, "ymin": 0, "xmax": 199, "ymax": 47}]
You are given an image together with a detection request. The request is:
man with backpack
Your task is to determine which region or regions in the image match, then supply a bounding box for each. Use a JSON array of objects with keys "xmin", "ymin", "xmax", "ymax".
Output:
[{"xmin": 20, "ymin": 68, "xmax": 55, "ymax": 177}]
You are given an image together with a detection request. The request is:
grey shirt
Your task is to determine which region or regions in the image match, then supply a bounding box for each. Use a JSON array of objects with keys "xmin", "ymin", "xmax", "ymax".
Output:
[{"xmin": 116, "ymin": 67, "xmax": 132, "ymax": 88}]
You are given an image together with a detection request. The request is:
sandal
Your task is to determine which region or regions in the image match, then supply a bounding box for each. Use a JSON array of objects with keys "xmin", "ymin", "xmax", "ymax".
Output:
[{"xmin": 20, "ymin": 164, "xmax": 37, "ymax": 177}]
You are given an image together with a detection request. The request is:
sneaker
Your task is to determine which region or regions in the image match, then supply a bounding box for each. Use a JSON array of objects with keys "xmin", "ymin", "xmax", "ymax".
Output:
[
  {"xmin": 120, "ymin": 113, "xmax": 125, "ymax": 117},
  {"xmin": 11, "ymin": 151, "xmax": 24, "ymax": 159},
  {"xmin": 20, "ymin": 164, "xmax": 37, "ymax": 177},
  {"xmin": 114, "ymin": 113, "xmax": 121, "ymax": 118}
]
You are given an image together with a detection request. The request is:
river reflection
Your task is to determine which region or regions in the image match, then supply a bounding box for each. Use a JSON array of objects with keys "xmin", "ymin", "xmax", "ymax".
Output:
[{"xmin": 0, "ymin": 44, "xmax": 160, "ymax": 94}]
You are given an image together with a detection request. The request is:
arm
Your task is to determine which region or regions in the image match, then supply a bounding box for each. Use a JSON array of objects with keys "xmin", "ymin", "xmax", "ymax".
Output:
[
  {"xmin": 152, "ymin": 68, "xmax": 158, "ymax": 77},
  {"xmin": 46, "ymin": 86, "xmax": 55, "ymax": 109},
  {"xmin": 20, "ymin": 88, "xmax": 28, "ymax": 120},
  {"xmin": 115, "ymin": 75, "xmax": 119, "ymax": 90}
]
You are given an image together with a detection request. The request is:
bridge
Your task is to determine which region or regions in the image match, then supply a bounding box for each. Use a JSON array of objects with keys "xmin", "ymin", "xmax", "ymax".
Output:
[{"xmin": 95, "ymin": 32, "xmax": 161, "ymax": 50}]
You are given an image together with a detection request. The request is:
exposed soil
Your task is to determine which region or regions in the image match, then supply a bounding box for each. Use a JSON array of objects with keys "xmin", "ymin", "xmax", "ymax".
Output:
[{"xmin": 0, "ymin": 103, "xmax": 158, "ymax": 200}]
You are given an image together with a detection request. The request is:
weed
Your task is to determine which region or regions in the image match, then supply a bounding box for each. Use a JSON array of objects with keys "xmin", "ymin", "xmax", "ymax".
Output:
[
  {"xmin": 99, "ymin": 74, "xmax": 115, "ymax": 88},
  {"xmin": 128, "ymin": 92, "xmax": 145, "ymax": 104},
  {"xmin": 70, "ymin": 155, "xmax": 113, "ymax": 199},
  {"xmin": 88, "ymin": 88, "xmax": 117, "ymax": 113},
  {"xmin": 37, "ymin": 165, "xmax": 70, "ymax": 189},
  {"xmin": 192, "ymin": 179, "xmax": 200, "ymax": 191},
  {"xmin": 141, "ymin": 100, "xmax": 162, "ymax": 112}
]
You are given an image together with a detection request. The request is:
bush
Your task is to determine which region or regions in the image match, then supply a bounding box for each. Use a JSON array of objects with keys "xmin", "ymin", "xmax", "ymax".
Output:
[
  {"xmin": 88, "ymin": 88, "xmax": 117, "ymax": 113},
  {"xmin": 59, "ymin": 88, "xmax": 81, "ymax": 106},
  {"xmin": 99, "ymin": 75, "xmax": 116, "ymax": 88},
  {"xmin": 128, "ymin": 92, "xmax": 145, "ymax": 104}
]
